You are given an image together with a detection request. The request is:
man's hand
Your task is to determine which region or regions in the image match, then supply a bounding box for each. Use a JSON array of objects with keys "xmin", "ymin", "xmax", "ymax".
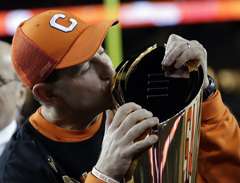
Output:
[
  {"xmin": 95, "ymin": 102, "xmax": 159, "ymax": 181},
  {"xmin": 162, "ymin": 34, "xmax": 209, "ymax": 88}
]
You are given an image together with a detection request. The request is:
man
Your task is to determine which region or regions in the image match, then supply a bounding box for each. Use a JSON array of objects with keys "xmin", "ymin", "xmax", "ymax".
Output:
[
  {"xmin": 0, "ymin": 10, "xmax": 239, "ymax": 183},
  {"xmin": 0, "ymin": 40, "xmax": 27, "ymax": 156}
]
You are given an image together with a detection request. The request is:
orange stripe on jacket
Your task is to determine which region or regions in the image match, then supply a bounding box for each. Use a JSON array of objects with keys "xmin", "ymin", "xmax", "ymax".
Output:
[{"xmin": 29, "ymin": 107, "xmax": 103, "ymax": 142}]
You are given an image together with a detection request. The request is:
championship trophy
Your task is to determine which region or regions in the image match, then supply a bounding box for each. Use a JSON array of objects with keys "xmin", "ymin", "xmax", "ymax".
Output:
[{"xmin": 111, "ymin": 44, "xmax": 204, "ymax": 183}]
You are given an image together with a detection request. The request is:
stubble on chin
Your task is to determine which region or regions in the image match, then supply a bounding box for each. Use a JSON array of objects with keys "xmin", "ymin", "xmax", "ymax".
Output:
[{"xmin": 104, "ymin": 93, "xmax": 116, "ymax": 111}]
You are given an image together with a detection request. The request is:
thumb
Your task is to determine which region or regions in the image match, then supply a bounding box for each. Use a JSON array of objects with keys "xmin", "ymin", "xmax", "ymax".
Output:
[{"xmin": 105, "ymin": 109, "xmax": 114, "ymax": 130}]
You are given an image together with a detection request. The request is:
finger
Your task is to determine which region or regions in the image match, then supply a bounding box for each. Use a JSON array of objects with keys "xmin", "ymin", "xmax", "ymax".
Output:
[
  {"xmin": 173, "ymin": 42, "xmax": 204, "ymax": 70},
  {"xmin": 110, "ymin": 102, "xmax": 142, "ymax": 130},
  {"xmin": 165, "ymin": 68, "xmax": 189, "ymax": 78},
  {"xmin": 163, "ymin": 38, "xmax": 189, "ymax": 67},
  {"xmin": 118, "ymin": 109, "xmax": 153, "ymax": 137},
  {"xmin": 164, "ymin": 34, "xmax": 186, "ymax": 56},
  {"xmin": 162, "ymin": 43, "xmax": 183, "ymax": 67},
  {"xmin": 126, "ymin": 134, "xmax": 158, "ymax": 158},
  {"xmin": 173, "ymin": 48, "xmax": 194, "ymax": 69},
  {"xmin": 162, "ymin": 34, "xmax": 188, "ymax": 66},
  {"xmin": 123, "ymin": 117, "xmax": 159, "ymax": 143},
  {"xmin": 105, "ymin": 109, "xmax": 114, "ymax": 130},
  {"xmin": 165, "ymin": 34, "xmax": 186, "ymax": 48}
]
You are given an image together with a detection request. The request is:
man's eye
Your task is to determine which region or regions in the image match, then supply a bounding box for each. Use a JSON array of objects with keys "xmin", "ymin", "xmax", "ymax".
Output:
[{"xmin": 81, "ymin": 62, "xmax": 92, "ymax": 74}]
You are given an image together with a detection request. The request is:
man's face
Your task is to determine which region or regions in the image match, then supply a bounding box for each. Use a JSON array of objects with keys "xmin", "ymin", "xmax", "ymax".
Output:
[
  {"xmin": 0, "ymin": 61, "xmax": 19, "ymax": 130},
  {"xmin": 54, "ymin": 46, "xmax": 116, "ymax": 116}
]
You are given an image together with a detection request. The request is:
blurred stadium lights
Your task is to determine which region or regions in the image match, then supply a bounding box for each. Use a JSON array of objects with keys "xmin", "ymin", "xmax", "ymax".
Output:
[
  {"xmin": 218, "ymin": 69, "xmax": 240, "ymax": 94},
  {"xmin": 207, "ymin": 67, "xmax": 240, "ymax": 96},
  {"xmin": 1, "ymin": 0, "xmax": 240, "ymax": 37}
]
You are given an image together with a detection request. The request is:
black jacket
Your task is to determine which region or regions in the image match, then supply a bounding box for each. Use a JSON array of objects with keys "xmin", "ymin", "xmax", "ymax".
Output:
[{"xmin": 0, "ymin": 113, "xmax": 106, "ymax": 183}]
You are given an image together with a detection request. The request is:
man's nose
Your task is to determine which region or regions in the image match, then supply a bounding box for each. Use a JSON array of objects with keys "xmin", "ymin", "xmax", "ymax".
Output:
[{"xmin": 100, "ymin": 60, "xmax": 116, "ymax": 80}]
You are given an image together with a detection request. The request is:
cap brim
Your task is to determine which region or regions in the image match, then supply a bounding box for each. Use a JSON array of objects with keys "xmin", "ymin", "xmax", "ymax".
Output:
[{"xmin": 56, "ymin": 19, "xmax": 119, "ymax": 69}]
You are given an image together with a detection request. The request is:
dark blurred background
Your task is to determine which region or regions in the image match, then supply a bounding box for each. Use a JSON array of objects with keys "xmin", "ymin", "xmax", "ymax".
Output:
[{"xmin": 1, "ymin": 0, "xmax": 240, "ymax": 122}]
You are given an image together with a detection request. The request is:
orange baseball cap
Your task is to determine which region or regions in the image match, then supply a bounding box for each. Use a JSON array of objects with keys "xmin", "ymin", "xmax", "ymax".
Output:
[{"xmin": 11, "ymin": 10, "xmax": 119, "ymax": 89}]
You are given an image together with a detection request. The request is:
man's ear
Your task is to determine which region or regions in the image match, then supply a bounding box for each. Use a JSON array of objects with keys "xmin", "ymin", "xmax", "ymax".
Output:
[
  {"xmin": 16, "ymin": 84, "xmax": 27, "ymax": 109},
  {"xmin": 32, "ymin": 83, "xmax": 62, "ymax": 106}
]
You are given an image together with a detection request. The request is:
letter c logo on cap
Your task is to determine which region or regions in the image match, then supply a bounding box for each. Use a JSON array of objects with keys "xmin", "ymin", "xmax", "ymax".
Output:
[{"xmin": 49, "ymin": 14, "xmax": 78, "ymax": 33}]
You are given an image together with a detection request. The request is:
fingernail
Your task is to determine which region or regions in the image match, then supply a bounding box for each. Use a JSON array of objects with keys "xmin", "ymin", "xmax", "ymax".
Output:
[
  {"xmin": 162, "ymin": 57, "xmax": 168, "ymax": 65},
  {"xmin": 152, "ymin": 135, "xmax": 158, "ymax": 142},
  {"xmin": 153, "ymin": 117, "xmax": 159, "ymax": 124},
  {"xmin": 162, "ymin": 60, "xmax": 165, "ymax": 65}
]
